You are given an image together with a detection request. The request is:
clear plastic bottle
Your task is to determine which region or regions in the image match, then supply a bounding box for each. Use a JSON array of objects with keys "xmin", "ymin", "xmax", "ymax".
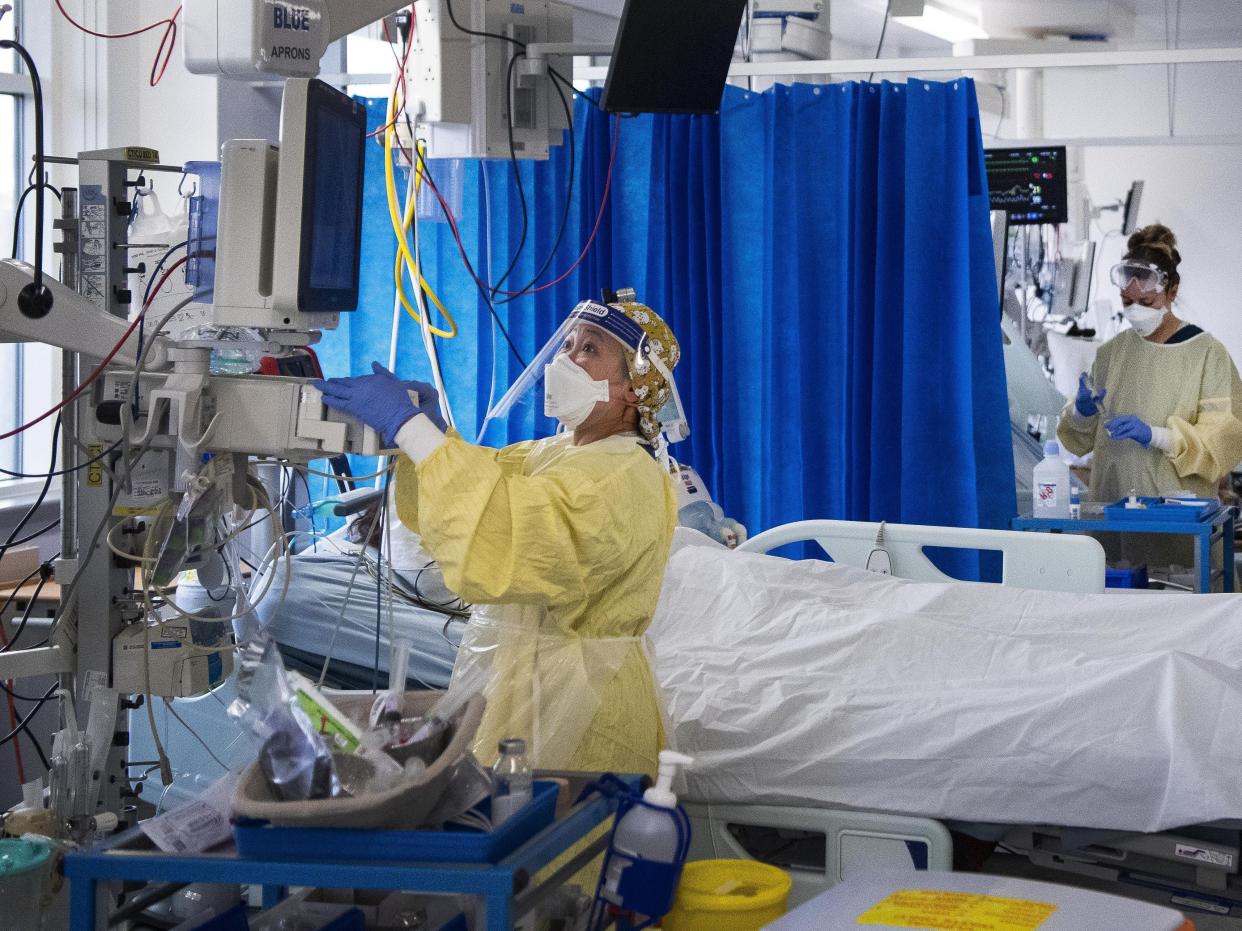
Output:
[
  {"xmin": 491, "ymin": 738, "xmax": 532, "ymax": 826},
  {"xmin": 1033, "ymin": 440, "xmax": 1071, "ymax": 518}
]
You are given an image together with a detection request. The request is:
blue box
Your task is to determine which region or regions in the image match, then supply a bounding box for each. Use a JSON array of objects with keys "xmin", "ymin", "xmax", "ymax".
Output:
[
  {"xmin": 234, "ymin": 780, "xmax": 558, "ymax": 864},
  {"xmin": 1103, "ymin": 497, "xmax": 1218, "ymax": 522},
  {"xmin": 1106, "ymin": 566, "xmax": 1148, "ymax": 589}
]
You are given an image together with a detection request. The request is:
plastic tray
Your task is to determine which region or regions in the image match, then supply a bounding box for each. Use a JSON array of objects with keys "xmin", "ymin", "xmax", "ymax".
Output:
[
  {"xmin": 233, "ymin": 780, "xmax": 558, "ymax": 864},
  {"xmin": 1102, "ymin": 496, "xmax": 1218, "ymax": 522}
]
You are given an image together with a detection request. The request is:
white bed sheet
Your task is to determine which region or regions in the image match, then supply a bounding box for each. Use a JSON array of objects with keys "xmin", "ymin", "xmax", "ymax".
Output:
[{"xmin": 648, "ymin": 531, "xmax": 1242, "ymax": 833}]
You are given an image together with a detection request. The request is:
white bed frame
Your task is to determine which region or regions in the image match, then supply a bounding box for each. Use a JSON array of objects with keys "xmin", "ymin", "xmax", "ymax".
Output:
[{"xmin": 681, "ymin": 518, "xmax": 1108, "ymax": 906}]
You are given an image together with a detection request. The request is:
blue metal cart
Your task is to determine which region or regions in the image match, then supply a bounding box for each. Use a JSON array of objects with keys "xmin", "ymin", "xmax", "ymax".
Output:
[
  {"xmin": 1012, "ymin": 505, "xmax": 1236, "ymax": 593},
  {"xmin": 65, "ymin": 775, "xmax": 640, "ymax": 931}
]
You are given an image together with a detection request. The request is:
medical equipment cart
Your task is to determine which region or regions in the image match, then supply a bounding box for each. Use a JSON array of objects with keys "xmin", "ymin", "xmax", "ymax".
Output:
[
  {"xmin": 1011, "ymin": 503, "xmax": 1236, "ymax": 593},
  {"xmin": 64, "ymin": 774, "xmax": 642, "ymax": 930}
]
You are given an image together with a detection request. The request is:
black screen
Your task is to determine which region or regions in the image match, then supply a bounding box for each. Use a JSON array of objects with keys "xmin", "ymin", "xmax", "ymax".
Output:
[
  {"xmin": 601, "ymin": 0, "xmax": 748, "ymax": 115},
  {"xmin": 298, "ymin": 80, "xmax": 366, "ymax": 312},
  {"xmin": 984, "ymin": 146, "xmax": 1069, "ymax": 226}
]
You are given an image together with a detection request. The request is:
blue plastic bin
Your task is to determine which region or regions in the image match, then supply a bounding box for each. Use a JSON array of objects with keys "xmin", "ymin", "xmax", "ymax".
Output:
[
  {"xmin": 1106, "ymin": 565, "xmax": 1148, "ymax": 589},
  {"xmin": 234, "ymin": 780, "xmax": 558, "ymax": 863}
]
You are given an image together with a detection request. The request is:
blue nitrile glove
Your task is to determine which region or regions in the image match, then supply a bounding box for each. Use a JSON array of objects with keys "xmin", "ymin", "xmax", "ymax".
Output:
[
  {"xmin": 314, "ymin": 362, "xmax": 446, "ymax": 446},
  {"xmin": 1075, "ymin": 373, "xmax": 1106, "ymax": 417},
  {"xmin": 1105, "ymin": 414, "xmax": 1153, "ymax": 448}
]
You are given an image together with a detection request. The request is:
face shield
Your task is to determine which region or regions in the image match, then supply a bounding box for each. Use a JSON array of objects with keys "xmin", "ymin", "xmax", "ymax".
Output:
[
  {"xmin": 482, "ymin": 300, "xmax": 687, "ymax": 445},
  {"xmin": 1109, "ymin": 261, "xmax": 1168, "ymax": 295}
]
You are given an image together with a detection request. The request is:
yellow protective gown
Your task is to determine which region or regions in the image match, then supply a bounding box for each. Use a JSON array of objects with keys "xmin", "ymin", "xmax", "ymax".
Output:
[
  {"xmin": 1057, "ymin": 328, "xmax": 1242, "ymax": 570},
  {"xmin": 394, "ymin": 430, "xmax": 678, "ymax": 777}
]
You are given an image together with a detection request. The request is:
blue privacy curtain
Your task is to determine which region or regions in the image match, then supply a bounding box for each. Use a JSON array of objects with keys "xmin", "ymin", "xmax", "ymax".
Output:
[{"xmin": 317, "ymin": 80, "xmax": 1015, "ymax": 556}]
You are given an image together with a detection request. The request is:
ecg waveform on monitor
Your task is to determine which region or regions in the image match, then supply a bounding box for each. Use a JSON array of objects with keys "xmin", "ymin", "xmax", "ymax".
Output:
[{"xmin": 984, "ymin": 146, "xmax": 1068, "ymax": 225}]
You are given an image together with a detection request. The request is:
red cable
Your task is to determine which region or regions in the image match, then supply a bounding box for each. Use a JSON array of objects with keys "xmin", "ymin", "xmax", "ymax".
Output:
[
  {"xmin": 4, "ymin": 693, "xmax": 24, "ymax": 787},
  {"xmin": 0, "ymin": 256, "xmax": 187, "ymax": 444},
  {"xmin": 368, "ymin": 11, "xmax": 416, "ymax": 140},
  {"xmin": 54, "ymin": 0, "xmax": 181, "ymax": 39},
  {"xmin": 495, "ymin": 114, "xmax": 622, "ymax": 298},
  {"xmin": 55, "ymin": 1, "xmax": 183, "ymax": 87},
  {"xmin": 413, "ymin": 114, "xmax": 620, "ymax": 304}
]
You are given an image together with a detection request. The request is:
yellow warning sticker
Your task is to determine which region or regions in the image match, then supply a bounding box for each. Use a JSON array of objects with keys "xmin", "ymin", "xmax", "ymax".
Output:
[
  {"xmin": 856, "ymin": 889, "xmax": 1057, "ymax": 931},
  {"xmin": 86, "ymin": 444, "xmax": 104, "ymax": 487}
]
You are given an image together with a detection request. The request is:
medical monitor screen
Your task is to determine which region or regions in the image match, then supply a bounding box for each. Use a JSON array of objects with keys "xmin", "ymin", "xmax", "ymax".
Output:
[
  {"xmin": 299, "ymin": 81, "xmax": 366, "ymax": 312},
  {"xmin": 601, "ymin": 0, "xmax": 748, "ymax": 114},
  {"xmin": 984, "ymin": 146, "xmax": 1068, "ymax": 226}
]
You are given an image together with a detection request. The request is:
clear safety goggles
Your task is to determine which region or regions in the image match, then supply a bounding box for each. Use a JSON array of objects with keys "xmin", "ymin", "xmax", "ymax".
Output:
[
  {"xmin": 482, "ymin": 300, "xmax": 687, "ymax": 443},
  {"xmin": 1109, "ymin": 261, "xmax": 1168, "ymax": 294}
]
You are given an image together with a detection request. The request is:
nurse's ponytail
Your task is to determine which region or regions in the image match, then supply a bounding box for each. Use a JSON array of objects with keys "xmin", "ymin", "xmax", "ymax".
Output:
[{"xmin": 1124, "ymin": 223, "xmax": 1181, "ymax": 292}]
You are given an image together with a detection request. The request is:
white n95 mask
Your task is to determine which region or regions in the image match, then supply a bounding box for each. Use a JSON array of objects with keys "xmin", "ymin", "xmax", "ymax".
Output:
[
  {"xmin": 543, "ymin": 353, "xmax": 611, "ymax": 429},
  {"xmin": 1122, "ymin": 303, "xmax": 1165, "ymax": 337}
]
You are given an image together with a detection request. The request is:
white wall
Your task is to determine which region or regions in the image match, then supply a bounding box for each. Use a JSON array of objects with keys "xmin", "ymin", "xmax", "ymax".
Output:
[
  {"xmin": 1028, "ymin": 60, "xmax": 1242, "ymax": 363},
  {"xmin": 1079, "ymin": 145, "xmax": 1242, "ymax": 363}
]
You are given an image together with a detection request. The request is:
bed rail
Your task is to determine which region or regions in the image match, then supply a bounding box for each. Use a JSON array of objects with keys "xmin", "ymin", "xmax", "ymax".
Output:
[{"xmin": 738, "ymin": 519, "xmax": 1105, "ymax": 593}]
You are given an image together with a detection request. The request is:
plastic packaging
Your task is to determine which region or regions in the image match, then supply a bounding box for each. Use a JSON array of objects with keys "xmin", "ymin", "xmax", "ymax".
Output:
[
  {"xmin": 178, "ymin": 324, "xmax": 264, "ymax": 374},
  {"xmin": 1069, "ymin": 487, "xmax": 1082, "ymax": 520},
  {"xmin": 49, "ymin": 690, "xmax": 91, "ymax": 838},
  {"xmin": 1032, "ymin": 440, "xmax": 1071, "ymax": 518},
  {"xmin": 491, "ymin": 738, "xmax": 533, "ymax": 826},
  {"xmin": 229, "ymin": 636, "xmax": 340, "ymax": 801}
]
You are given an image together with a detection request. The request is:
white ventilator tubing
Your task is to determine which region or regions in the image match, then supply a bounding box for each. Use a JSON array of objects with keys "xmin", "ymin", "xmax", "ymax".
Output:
[{"xmin": 643, "ymin": 750, "xmax": 694, "ymax": 809}]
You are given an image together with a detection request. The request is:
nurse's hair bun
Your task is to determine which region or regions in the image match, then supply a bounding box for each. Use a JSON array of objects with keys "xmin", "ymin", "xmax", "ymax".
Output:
[{"xmin": 1125, "ymin": 223, "xmax": 1181, "ymax": 290}]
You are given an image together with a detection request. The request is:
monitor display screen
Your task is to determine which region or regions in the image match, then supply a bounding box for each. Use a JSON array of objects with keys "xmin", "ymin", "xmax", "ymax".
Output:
[
  {"xmin": 601, "ymin": 0, "xmax": 748, "ymax": 114},
  {"xmin": 984, "ymin": 146, "xmax": 1069, "ymax": 226},
  {"xmin": 298, "ymin": 82, "xmax": 366, "ymax": 312}
]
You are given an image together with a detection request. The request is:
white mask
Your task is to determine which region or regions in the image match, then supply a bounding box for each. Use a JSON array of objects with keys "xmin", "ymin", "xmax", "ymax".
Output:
[
  {"xmin": 543, "ymin": 353, "xmax": 611, "ymax": 429},
  {"xmin": 1122, "ymin": 303, "xmax": 1166, "ymax": 337}
]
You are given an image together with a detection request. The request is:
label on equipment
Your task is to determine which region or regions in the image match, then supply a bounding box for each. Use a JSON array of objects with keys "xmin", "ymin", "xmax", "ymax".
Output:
[
  {"xmin": 856, "ymin": 890, "xmax": 1057, "ymax": 930},
  {"xmin": 87, "ymin": 444, "xmax": 104, "ymax": 487},
  {"xmin": 1175, "ymin": 844, "xmax": 1234, "ymax": 868},
  {"xmin": 140, "ymin": 771, "xmax": 237, "ymax": 853},
  {"xmin": 1037, "ymin": 482, "xmax": 1058, "ymax": 507}
]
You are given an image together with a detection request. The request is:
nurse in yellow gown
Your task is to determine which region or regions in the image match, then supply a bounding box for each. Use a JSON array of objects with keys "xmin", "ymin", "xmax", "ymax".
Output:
[
  {"xmin": 316, "ymin": 298, "xmax": 682, "ymax": 777},
  {"xmin": 1058, "ymin": 224, "xmax": 1242, "ymax": 571}
]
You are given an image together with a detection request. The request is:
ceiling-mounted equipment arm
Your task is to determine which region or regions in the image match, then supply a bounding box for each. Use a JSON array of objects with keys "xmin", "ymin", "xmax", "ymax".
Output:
[
  {"xmin": 0, "ymin": 259, "xmax": 170, "ymax": 369},
  {"xmin": 184, "ymin": 0, "xmax": 413, "ymax": 79}
]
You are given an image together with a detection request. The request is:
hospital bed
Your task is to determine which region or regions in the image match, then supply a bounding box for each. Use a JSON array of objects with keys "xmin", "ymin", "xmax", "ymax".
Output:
[{"xmin": 670, "ymin": 519, "xmax": 1242, "ymax": 920}]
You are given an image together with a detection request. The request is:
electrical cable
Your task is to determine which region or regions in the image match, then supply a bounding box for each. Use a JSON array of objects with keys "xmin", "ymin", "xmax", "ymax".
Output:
[
  {"xmin": 0, "ymin": 559, "xmax": 55, "ymax": 655},
  {"xmin": 0, "ymin": 440, "xmax": 120, "ymax": 480},
  {"xmin": 0, "ymin": 517, "xmax": 57, "ymax": 548},
  {"xmin": 0, "ymin": 684, "xmax": 57, "ymax": 752},
  {"xmin": 161, "ymin": 698, "xmax": 228, "ymax": 771},
  {"xmin": 0, "ymin": 267, "xmax": 179, "ymax": 443},
  {"xmin": 0, "ymin": 680, "xmax": 45, "ymax": 703},
  {"xmin": 412, "ymin": 150, "xmax": 526, "ymax": 367},
  {"xmin": 0, "ymin": 34, "xmax": 48, "ymax": 312},
  {"xmin": 11, "ymin": 180, "xmax": 62, "ymax": 259},
  {"xmin": 0, "ymin": 414, "xmax": 61, "ymax": 567},
  {"xmin": 496, "ymin": 66, "xmax": 576, "ymax": 304},
  {"xmin": 53, "ymin": 0, "xmax": 182, "ymax": 87},
  {"xmin": 481, "ymin": 112, "xmax": 621, "ymax": 299},
  {"xmin": 489, "ymin": 51, "xmax": 531, "ymax": 299},
  {"xmin": 867, "ymin": 0, "xmax": 893, "ymax": 83}
]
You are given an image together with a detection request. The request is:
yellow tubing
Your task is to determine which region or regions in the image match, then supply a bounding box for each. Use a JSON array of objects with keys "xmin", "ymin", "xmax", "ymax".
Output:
[{"xmin": 383, "ymin": 86, "xmax": 457, "ymax": 339}]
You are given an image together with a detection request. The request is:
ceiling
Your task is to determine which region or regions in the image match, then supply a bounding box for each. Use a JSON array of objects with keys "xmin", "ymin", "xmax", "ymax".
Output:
[{"xmin": 560, "ymin": 0, "xmax": 1242, "ymax": 55}]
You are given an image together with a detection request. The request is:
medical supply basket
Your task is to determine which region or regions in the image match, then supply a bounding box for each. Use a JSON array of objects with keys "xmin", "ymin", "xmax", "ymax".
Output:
[{"xmin": 64, "ymin": 773, "xmax": 643, "ymax": 931}]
